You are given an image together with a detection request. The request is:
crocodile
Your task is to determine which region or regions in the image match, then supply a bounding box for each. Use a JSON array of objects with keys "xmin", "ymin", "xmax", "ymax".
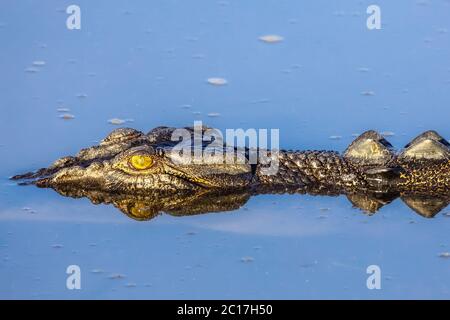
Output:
[{"xmin": 11, "ymin": 126, "xmax": 450, "ymax": 219}]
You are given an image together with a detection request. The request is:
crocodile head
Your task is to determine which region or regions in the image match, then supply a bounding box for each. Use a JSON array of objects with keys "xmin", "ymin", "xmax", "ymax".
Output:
[{"xmin": 11, "ymin": 127, "xmax": 253, "ymax": 193}]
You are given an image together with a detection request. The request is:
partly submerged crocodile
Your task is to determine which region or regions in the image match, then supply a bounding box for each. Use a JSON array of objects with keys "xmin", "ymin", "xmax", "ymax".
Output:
[{"xmin": 11, "ymin": 126, "xmax": 450, "ymax": 219}]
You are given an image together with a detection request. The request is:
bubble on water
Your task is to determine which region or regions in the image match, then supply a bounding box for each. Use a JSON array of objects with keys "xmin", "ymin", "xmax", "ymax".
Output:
[
  {"xmin": 437, "ymin": 28, "xmax": 448, "ymax": 34},
  {"xmin": 438, "ymin": 252, "xmax": 450, "ymax": 258},
  {"xmin": 258, "ymin": 34, "xmax": 284, "ymax": 43},
  {"xmin": 60, "ymin": 114, "xmax": 75, "ymax": 120},
  {"xmin": 56, "ymin": 107, "xmax": 70, "ymax": 112},
  {"xmin": 207, "ymin": 77, "xmax": 227, "ymax": 86},
  {"xmin": 76, "ymin": 93, "xmax": 88, "ymax": 98},
  {"xmin": 51, "ymin": 244, "xmax": 63, "ymax": 249},
  {"xmin": 207, "ymin": 112, "xmax": 221, "ymax": 118},
  {"xmin": 180, "ymin": 104, "xmax": 192, "ymax": 109}
]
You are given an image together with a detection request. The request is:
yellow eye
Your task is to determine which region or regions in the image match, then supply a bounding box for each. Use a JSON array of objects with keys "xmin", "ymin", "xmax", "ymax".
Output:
[{"xmin": 129, "ymin": 155, "xmax": 154, "ymax": 170}]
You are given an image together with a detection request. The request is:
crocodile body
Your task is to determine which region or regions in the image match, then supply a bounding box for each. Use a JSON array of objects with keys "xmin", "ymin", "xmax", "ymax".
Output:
[{"xmin": 11, "ymin": 126, "xmax": 450, "ymax": 218}]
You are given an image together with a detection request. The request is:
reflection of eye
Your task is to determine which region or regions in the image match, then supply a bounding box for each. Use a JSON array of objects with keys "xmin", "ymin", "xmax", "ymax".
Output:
[{"xmin": 129, "ymin": 155, "xmax": 154, "ymax": 170}]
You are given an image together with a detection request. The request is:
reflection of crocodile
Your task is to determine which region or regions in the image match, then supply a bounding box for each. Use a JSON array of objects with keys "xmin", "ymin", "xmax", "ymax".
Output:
[
  {"xmin": 46, "ymin": 184, "xmax": 450, "ymax": 220},
  {"xmin": 11, "ymin": 126, "xmax": 450, "ymax": 218}
]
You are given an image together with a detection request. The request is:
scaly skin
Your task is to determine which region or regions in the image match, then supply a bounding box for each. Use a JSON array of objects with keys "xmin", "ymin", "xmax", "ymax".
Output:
[{"xmin": 11, "ymin": 126, "xmax": 450, "ymax": 218}]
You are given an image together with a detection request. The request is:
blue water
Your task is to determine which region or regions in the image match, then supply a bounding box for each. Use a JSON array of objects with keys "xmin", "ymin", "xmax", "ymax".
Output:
[{"xmin": 1, "ymin": 0, "xmax": 450, "ymax": 299}]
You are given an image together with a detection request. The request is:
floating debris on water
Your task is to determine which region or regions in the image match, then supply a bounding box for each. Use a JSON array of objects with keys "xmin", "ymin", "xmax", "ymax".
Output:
[
  {"xmin": 108, "ymin": 273, "xmax": 126, "ymax": 280},
  {"xmin": 240, "ymin": 256, "xmax": 255, "ymax": 263},
  {"xmin": 361, "ymin": 90, "xmax": 375, "ymax": 96},
  {"xmin": 207, "ymin": 112, "xmax": 221, "ymax": 118},
  {"xmin": 259, "ymin": 34, "xmax": 284, "ymax": 43},
  {"xmin": 207, "ymin": 77, "xmax": 227, "ymax": 86},
  {"xmin": 438, "ymin": 252, "xmax": 450, "ymax": 258},
  {"xmin": 332, "ymin": 10, "xmax": 346, "ymax": 17},
  {"xmin": 51, "ymin": 244, "xmax": 63, "ymax": 249},
  {"xmin": 108, "ymin": 118, "xmax": 134, "ymax": 125},
  {"xmin": 300, "ymin": 260, "xmax": 318, "ymax": 268},
  {"xmin": 192, "ymin": 53, "xmax": 206, "ymax": 59},
  {"xmin": 185, "ymin": 36, "xmax": 199, "ymax": 42},
  {"xmin": 59, "ymin": 113, "xmax": 75, "ymax": 120},
  {"xmin": 32, "ymin": 60, "xmax": 46, "ymax": 66},
  {"xmin": 24, "ymin": 67, "xmax": 40, "ymax": 73},
  {"xmin": 125, "ymin": 283, "xmax": 137, "ymax": 288},
  {"xmin": 251, "ymin": 98, "xmax": 270, "ymax": 104},
  {"xmin": 381, "ymin": 131, "xmax": 395, "ymax": 137},
  {"xmin": 180, "ymin": 104, "xmax": 192, "ymax": 109},
  {"xmin": 186, "ymin": 231, "xmax": 197, "ymax": 236},
  {"xmin": 416, "ymin": 0, "xmax": 430, "ymax": 6},
  {"xmin": 329, "ymin": 135, "xmax": 342, "ymax": 140},
  {"xmin": 91, "ymin": 269, "xmax": 105, "ymax": 274},
  {"xmin": 108, "ymin": 118, "xmax": 125, "ymax": 125},
  {"xmin": 357, "ymin": 67, "xmax": 371, "ymax": 73}
]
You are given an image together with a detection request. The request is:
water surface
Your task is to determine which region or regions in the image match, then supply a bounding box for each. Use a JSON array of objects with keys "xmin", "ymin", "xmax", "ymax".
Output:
[{"xmin": 1, "ymin": 0, "xmax": 450, "ymax": 299}]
